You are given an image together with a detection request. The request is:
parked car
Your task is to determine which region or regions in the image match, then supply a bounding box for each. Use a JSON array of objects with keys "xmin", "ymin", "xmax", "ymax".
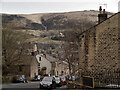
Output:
[
  {"xmin": 55, "ymin": 77, "xmax": 62, "ymax": 86},
  {"xmin": 69, "ymin": 76, "xmax": 76, "ymax": 81},
  {"xmin": 59, "ymin": 76, "xmax": 67, "ymax": 84},
  {"xmin": 39, "ymin": 76, "xmax": 56, "ymax": 89},
  {"xmin": 105, "ymin": 84, "xmax": 120, "ymax": 88},
  {"xmin": 14, "ymin": 75, "xmax": 28, "ymax": 83},
  {"xmin": 63, "ymin": 75, "xmax": 69, "ymax": 80},
  {"xmin": 51, "ymin": 75, "xmax": 56, "ymax": 78},
  {"xmin": 33, "ymin": 75, "xmax": 41, "ymax": 81}
]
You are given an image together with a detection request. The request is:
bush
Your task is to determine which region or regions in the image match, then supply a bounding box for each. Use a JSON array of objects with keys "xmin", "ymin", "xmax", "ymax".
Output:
[{"xmin": 41, "ymin": 67, "xmax": 47, "ymax": 71}]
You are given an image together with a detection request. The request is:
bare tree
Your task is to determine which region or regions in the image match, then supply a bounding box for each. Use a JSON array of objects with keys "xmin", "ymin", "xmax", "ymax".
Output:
[
  {"xmin": 2, "ymin": 29, "xmax": 29, "ymax": 75},
  {"xmin": 62, "ymin": 18, "xmax": 94, "ymax": 83}
]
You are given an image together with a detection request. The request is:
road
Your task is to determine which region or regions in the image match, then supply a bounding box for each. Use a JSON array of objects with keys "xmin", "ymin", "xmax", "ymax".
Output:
[
  {"xmin": 2, "ymin": 81, "xmax": 40, "ymax": 88},
  {"xmin": 2, "ymin": 81, "xmax": 67, "ymax": 89}
]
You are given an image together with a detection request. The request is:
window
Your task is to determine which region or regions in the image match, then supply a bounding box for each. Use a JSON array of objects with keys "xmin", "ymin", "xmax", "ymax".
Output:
[
  {"xmin": 19, "ymin": 65, "xmax": 22, "ymax": 72},
  {"xmin": 31, "ymin": 52, "xmax": 34, "ymax": 56},
  {"xmin": 38, "ymin": 63, "xmax": 40, "ymax": 67},
  {"xmin": 61, "ymin": 71, "xmax": 64, "ymax": 74},
  {"xmin": 39, "ymin": 57, "xmax": 41, "ymax": 61}
]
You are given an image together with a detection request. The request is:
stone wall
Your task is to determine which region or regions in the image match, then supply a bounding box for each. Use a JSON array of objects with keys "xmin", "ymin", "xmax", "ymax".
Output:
[
  {"xmin": 95, "ymin": 13, "xmax": 119, "ymax": 71},
  {"xmin": 30, "ymin": 56, "xmax": 38, "ymax": 79},
  {"xmin": 55, "ymin": 61, "xmax": 69, "ymax": 76},
  {"xmin": 78, "ymin": 13, "xmax": 120, "ymax": 86},
  {"xmin": 6, "ymin": 55, "xmax": 38, "ymax": 80}
]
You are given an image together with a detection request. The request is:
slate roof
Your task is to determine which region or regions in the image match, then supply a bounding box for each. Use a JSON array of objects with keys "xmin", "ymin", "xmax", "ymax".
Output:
[
  {"xmin": 36, "ymin": 54, "xmax": 58, "ymax": 63},
  {"xmin": 46, "ymin": 54, "xmax": 58, "ymax": 62}
]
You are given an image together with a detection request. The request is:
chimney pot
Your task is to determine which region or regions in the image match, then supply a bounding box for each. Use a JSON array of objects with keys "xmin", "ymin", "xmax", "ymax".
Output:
[
  {"xmin": 103, "ymin": 9, "xmax": 106, "ymax": 14},
  {"xmin": 99, "ymin": 6, "xmax": 102, "ymax": 14}
]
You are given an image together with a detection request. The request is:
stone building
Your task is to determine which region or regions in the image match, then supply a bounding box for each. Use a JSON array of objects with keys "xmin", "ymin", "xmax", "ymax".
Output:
[
  {"xmin": 78, "ymin": 9, "xmax": 120, "ymax": 87},
  {"xmin": 36, "ymin": 54, "xmax": 57, "ymax": 75},
  {"xmin": 55, "ymin": 60, "xmax": 69, "ymax": 76},
  {"xmin": 8, "ymin": 53, "xmax": 39, "ymax": 80}
]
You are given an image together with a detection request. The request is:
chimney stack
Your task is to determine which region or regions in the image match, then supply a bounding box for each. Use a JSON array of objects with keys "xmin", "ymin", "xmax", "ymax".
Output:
[
  {"xmin": 98, "ymin": 6, "xmax": 107, "ymax": 24},
  {"xmin": 42, "ymin": 50, "xmax": 46, "ymax": 58}
]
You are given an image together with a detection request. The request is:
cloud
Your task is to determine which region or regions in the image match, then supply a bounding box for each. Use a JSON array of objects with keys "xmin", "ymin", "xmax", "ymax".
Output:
[
  {"xmin": 1, "ymin": 0, "xmax": 103, "ymax": 2},
  {"xmin": 1, "ymin": 0, "xmax": 119, "ymax": 14}
]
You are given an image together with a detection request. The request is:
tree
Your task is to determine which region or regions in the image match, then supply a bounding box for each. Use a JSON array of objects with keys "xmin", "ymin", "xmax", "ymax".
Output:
[
  {"xmin": 62, "ymin": 18, "xmax": 94, "ymax": 83},
  {"xmin": 2, "ymin": 29, "xmax": 29, "ymax": 75},
  {"xmin": 62, "ymin": 32, "xmax": 78, "ymax": 82},
  {"xmin": 66, "ymin": 18, "xmax": 95, "ymax": 32}
]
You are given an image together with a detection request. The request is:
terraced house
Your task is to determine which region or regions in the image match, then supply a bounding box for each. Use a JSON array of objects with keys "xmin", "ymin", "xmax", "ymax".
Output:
[{"xmin": 78, "ymin": 8, "xmax": 120, "ymax": 87}]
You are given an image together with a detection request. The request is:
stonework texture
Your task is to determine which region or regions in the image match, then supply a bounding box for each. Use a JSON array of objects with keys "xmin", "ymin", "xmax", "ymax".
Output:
[{"xmin": 78, "ymin": 13, "xmax": 120, "ymax": 87}]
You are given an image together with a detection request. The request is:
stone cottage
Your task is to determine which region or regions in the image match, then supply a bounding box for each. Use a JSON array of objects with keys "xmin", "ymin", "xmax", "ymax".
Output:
[
  {"xmin": 8, "ymin": 51, "xmax": 39, "ymax": 80},
  {"xmin": 36, "ymin": 54, "xmax": 58, "ymax": 75},
  {"xmin": 55, "ymin": 60, "xmax": 69, "ymax": 76}
]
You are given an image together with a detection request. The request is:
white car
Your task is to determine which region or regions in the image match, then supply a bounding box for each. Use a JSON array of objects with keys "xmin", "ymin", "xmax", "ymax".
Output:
[
  {"xmin": 55, "ymin": 77, "xmax": 62, "ymax": 86},
  {"xmin": 33, "ymin": 75, "xmax": 41, "ymax": 81},
  {"xmin": 105, "ymin": 84, "xmax": 120, "ymax": 88}
]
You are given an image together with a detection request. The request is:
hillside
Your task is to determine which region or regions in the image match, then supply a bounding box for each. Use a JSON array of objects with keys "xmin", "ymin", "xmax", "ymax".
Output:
[
  {"xmin": 2, "ymin": 10, "xmax": 114, "ymax": 44},
  {"xmin": 2, "ymin": 10, "xmax": 113, "ymax": 31},
  {"xmin": 20, "ymin": 10, "xmax": 113, "ymax": 30},
  {"xmin": 2, "ymin": 10, "xmax": 114, "ymax": 56},
  {"xmin": 2, "ymin": 14, "xmax": 45, "ymax": 30}
]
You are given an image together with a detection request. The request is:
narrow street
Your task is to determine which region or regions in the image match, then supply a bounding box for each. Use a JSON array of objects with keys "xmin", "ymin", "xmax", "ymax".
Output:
[
  {"xmin": 2, "ymin": 81, "xmax": 67, "ymax": 89},
  {"xmin": 2, "ymin": 81, "xmax": 40, "ymax": 88}
]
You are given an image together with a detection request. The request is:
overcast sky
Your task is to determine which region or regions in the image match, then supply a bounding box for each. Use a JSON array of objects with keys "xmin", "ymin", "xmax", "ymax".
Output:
[{"xmin": 0, "ymin": 0, "xmax": 120, "ymax": 14}]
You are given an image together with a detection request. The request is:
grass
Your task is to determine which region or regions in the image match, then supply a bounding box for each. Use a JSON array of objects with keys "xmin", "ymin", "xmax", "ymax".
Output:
[
  {"xmin": 15, "ymin": 29, "xmax": 65, "ymax": 45},
  {"xmin": 16, "ymin": 29, "xmax": 65, "ymax": 44}
]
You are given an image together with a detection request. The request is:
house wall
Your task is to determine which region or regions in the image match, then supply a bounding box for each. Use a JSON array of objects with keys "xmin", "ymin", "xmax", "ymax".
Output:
[
  {"xmin": 18, "ymin": 55, "xmax": 38, "ymax": 79},
  {"xmin": 30, "ymin": 56, "xmax": 38, "ymax": 79},
  {"xmin": 86, "ymin": 28, "xmax": 96, "ymax": 71},
  {"xmin": 118, "ymin": 13, "xmax": 120, "ymax": 66},
  {"xmin": 95, "ymin": 13, "xmax": 119, "ymax": 71},
  {"xmin": 55, "ymin": 61, "xmax": 69, "ymax": 76},
  {"xmin": 36, "ymin": 55, "xmax": 52, "ymax": 75},
  {"xmin": 51, "ymin": 62, "xmax": 56, "ymax": 75},
  {"xmin": 79, "ymin": 33, "xmax": 86, "ymax": 71},
  {"xmin": 78, "ymin": 13, "xmax": 120, "ymax": 86},
  {"xmin": 7, "ymin": 55, "xmax": 38, "ymax": 79},
  {"xmin": 41, "ymin": 57, "xmax": 51, "ymax": 75},
  {"xmin": 22, "ymin": 65, "xmax": 30, "ymax": 77}
]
